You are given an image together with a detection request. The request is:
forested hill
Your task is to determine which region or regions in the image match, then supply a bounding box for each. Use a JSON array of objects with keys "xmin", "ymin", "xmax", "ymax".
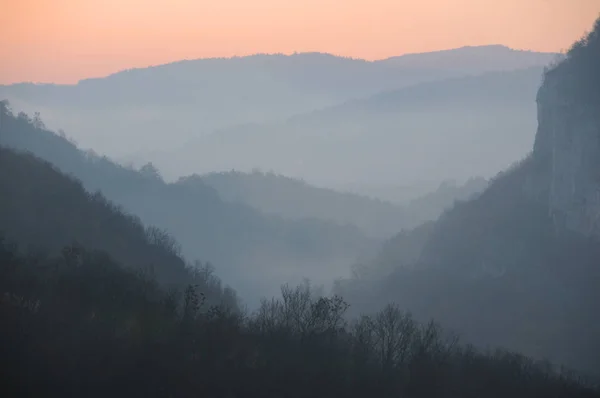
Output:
[
  {"xmin": 0, "ymin": 102, "xmax": 376, "ymax": 306},
  {"xmin": 0, "ymin": 146, "xmax": 239, "ymax": 308},
  {"xmin": 197, "ymin": 170, "xmax": 409, "ymax": 238},
  {"xmin": 198, "ymin": 170, "xmax": 487, "ymax": 238}
]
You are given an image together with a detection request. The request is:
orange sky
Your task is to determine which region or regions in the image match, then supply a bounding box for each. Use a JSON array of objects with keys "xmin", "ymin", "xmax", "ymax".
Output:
[{"xmin": 1, "ymin": 0, "xmax": 599, "ymax": 84}]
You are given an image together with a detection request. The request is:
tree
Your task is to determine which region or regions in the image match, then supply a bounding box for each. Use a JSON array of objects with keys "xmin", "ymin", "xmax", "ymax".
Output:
[{"xmin": 140, "ymin": 162, "xmax": 162, "ymax": 180}]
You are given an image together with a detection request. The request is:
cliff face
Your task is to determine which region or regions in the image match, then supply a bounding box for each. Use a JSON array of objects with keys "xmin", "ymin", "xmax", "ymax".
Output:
[
  {"xmin": 532, "ymin": 20, "xmax": 600, "ymax": 239},
  {"xmin": 533, "ymin": 84, "xmax": 600, "ymax": 238}
]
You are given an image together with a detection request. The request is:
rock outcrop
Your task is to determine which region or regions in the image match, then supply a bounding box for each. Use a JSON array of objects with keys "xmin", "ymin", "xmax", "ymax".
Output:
[{"xmin": 531, "ymin": 18, "xmax": 600, "ymax": 239}]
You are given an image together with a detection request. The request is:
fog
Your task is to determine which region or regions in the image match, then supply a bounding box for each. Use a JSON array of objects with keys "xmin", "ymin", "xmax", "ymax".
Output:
[{"xmin": 2, "ymin": 28, "xmax": 600, "ymax": 395}]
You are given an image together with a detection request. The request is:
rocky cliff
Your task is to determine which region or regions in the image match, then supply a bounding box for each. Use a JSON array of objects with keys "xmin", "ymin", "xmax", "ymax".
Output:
[{"xmin": 532, "ymin": 18, "xmax": 600, "ymax": 239}]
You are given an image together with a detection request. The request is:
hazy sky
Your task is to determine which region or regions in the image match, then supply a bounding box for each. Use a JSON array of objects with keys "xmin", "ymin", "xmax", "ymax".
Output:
[{"xmin": 1, "ymin": 0, "xmax": 598, "ymax": 84}]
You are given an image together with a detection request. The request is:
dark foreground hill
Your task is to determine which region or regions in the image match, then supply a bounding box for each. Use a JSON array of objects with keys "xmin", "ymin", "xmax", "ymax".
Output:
[{"xmin": 1, "ymin": 237, "xmax": 598, "ymax": 397}]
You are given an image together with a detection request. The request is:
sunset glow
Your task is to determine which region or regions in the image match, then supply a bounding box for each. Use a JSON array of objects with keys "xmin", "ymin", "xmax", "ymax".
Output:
[{"xmin": 1, "ymin": 0, "xmax": 598, "ymax": 84}]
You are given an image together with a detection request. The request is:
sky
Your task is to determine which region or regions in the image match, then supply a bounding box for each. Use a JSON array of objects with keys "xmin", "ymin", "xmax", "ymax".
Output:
[{"xmin": 1, "ymin": 0, "xmax": 599, "ymax": 84}]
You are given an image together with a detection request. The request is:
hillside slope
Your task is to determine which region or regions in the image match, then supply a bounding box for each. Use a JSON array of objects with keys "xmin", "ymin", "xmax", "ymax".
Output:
[{"xmin": 0, "ymin": 146, "xmax": 238, "ymax": 308}]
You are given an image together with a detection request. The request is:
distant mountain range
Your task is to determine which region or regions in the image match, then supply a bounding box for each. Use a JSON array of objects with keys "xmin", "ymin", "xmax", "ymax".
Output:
[
  {"xmin": 0, "ymin": 45, "xmax": 558, "ymax": 166},
  {"xmin": 142, "ymin": 66, "xmax": 543, "ymax": 190},
  {"xmin": 379, "ymin": 44, "xmax": 559, "ymax": 72}
]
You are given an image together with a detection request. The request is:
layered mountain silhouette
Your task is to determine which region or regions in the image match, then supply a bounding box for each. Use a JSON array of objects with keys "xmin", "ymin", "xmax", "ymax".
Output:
[
  {"xmin": 147, "ymin": 67, "xmax": 543, "ymax": 189},
  {"xmin": 0, "ymin": 103, "xmax": 377, "ymax": 307},
  {"xmin": 2, "ymin": 11, "xmax": 600, "ymax": 398},
  {"xmin": 0, "ymin": 45, "xmax": 557, "ymax": 164}
]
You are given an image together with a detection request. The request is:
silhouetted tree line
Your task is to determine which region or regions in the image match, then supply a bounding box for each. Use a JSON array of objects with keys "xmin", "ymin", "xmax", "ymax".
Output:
[
  {"xmin": 542, "ymin": 17, "xmax": 600, "ymax": 105},
  {"xmin": 1, "ymin": 237, "xmax": 598, "ymax": 398}
]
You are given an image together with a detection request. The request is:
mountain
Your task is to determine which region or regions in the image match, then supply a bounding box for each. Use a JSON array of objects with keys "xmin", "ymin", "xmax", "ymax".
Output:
[
  {"xmin": 0, "ymin": 146, "xmax": 238, "ymax": 309},
  {"xmin": 0, "ymin": 46, "xmax": 557, "ymax": 159},
  {"xmin": 199, "ymin": 170, "xmax": 487, "ymax": 238},
  {"xmin": 197, "ymin": 170, "xmax": 408, "ymax": 238},
  {"xmin": 334, "ymin": 19, "xmax": 600, "ymax": 376},
  {"xmin": 381, "ymin": 45, "xmax": 559, "ymax": 72},
  {"xmin": 532, "ymin": 20, "xmax": 600, "ymax": 240},
  {"xmin": 401, "ymin": 177, "xmax": 489, "ymax": 222},
  {"xmin": 146, "ymin": 67, "xmax": 543, "ymax": 190},
  {"xmin": 0, "ymin": 103, "xmax": 376, "ymax": 307}
]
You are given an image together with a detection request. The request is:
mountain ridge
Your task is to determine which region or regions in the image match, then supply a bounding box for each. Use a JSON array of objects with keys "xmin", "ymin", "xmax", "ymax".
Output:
[
  {"xmin": 0, "ymin": 45, "xmax": 557, "ymax": 159},
  {"xmin": 1, "ymin": 45, "xmax": 558, "ymax": 87},
  {"xmin": 197, "ymin": 170, "xmax": 488, "ymax": 238}
]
